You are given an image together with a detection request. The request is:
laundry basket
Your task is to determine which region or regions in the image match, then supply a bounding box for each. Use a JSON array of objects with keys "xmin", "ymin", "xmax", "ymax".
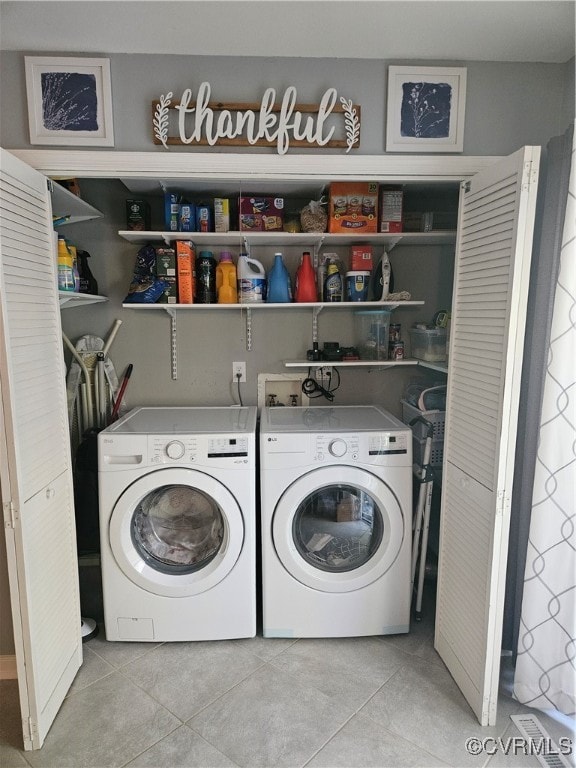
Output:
[{"xmin": 401, "ymin": 400, "xmax": 445, "ymax": 466}]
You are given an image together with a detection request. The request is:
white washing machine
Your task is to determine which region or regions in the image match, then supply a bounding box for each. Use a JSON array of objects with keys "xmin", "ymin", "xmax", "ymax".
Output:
[
  {"xmin": 98, "ymin": 406, "xmax": 257, "ymax": 642},
  {"xmin": 260, "ymin": 405, "xmax": 412, "ymax": 638}
]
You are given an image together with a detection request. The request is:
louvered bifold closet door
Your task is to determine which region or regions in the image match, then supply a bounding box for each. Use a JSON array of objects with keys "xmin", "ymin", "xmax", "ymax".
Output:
[
  {"xmin": 0, "ymin": 149, "xmax": 81, "ymax": 750},
  {"xmin": 435, "ymin": 147, "xmax": 540, "ymax": 727}
]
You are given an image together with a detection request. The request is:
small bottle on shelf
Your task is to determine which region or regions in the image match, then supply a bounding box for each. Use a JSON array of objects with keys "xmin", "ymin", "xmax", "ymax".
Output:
[
  {"xmin": 57, "ymin": 237, "xmax": 75, "ymax": 292},
  {"xmin": 323, "ymin": 260, "xmax": 342, "ymax": 302}
]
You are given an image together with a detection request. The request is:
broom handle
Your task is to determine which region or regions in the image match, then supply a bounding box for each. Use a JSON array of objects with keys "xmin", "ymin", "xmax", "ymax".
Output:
[{"xmin": 110, "ymin": 364, "xmax": 133, "ymax": 423}]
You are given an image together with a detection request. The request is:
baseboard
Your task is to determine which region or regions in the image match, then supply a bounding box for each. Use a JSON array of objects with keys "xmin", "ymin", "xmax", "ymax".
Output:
[{"xmin": 0, "ymin": 654, "xmax": 17, "ymax": 679}]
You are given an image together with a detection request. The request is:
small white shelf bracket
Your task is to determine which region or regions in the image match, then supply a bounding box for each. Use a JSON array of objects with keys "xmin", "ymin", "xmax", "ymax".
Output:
[
  {"xmin": 312, "ymin": 235, "xmax": 326, "ymax": 266},
  {"xmin": 164, "ymin": 307, "xmax": 178, "ymax": 380},
  {"xmin": 312, "ymin": 306, "xmax": 323, "ymax": 343},
  {"xmin": 386, "ymin": 236, "xmax": 403, "ymax": 253},
  {"xmin": 162, "ymin": 234, "xmax": 172, "ymax": 246}
]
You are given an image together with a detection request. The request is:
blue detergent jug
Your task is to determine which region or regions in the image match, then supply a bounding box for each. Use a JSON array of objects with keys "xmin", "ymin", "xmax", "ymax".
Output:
[{"xmin": 266, "ymin": 252, "xmax": 292, "ymax": 303}]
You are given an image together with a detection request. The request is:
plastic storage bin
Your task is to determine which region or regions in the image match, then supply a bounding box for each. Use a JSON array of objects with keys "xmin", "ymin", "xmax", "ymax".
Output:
[
  {"xmin": 409, "ymin": 327, "xmax": 447, "ymax": 362},
  {"xmin": 355, "ymin": 309, "xmax": 391, "ymax": 360}
]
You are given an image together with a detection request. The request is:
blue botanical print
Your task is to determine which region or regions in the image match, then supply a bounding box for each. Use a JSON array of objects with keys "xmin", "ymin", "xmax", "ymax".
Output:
[
  {"xmin": 41, "ymin": 72, "xmax": 98, "ymax": 131},
  {"xmin": 400, "ymin": 81, "xmax": 451, "ymax": 139}
]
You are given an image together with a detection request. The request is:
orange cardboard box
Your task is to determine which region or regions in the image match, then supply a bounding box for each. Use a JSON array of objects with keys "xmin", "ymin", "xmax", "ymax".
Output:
[
  {"xmin": 329, "ymin": 182, "xmax": 378, "ymax": 234},
  {"xmin": 176, "ymin": 241, "xmax": 195, "ymax": 304}
]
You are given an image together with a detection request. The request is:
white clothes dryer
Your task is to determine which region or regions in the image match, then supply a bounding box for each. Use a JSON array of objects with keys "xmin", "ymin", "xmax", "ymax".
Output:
[
  {"xmin": 98, "ymin": 406, "xmax": 257, "ymax": 642},
  {"xmin": 260, "ymin": 405, "xmax": 412, "ymax": 638}
]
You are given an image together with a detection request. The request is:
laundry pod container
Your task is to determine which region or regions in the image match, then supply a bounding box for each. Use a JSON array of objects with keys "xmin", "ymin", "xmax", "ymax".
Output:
[{"xmin": 355, "ymin": 309, "xmax": 391, "ymax": 360}]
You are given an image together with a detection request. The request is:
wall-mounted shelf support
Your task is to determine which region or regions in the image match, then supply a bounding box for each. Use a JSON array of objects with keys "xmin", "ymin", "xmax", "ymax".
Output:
[
  {"xmin": 243, "ymin": 307, "xmax": 253, "ymax": 351},
  {"xmin": 164, "ymin": 307, "xmax": 178, "ymax": 380},
  {"xmin": 312, "ymin": 305, "xmax": 323, "ymax": 343}
]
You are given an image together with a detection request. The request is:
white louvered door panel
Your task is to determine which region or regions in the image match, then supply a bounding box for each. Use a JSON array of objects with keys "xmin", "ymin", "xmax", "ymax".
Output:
[
  {"xmin": 0, "ymin": 148, "xmax": 82, "ymax": 750},
  {"xmin": 435, "ymin": 147, "xmax": 540, "ymax": 726}
]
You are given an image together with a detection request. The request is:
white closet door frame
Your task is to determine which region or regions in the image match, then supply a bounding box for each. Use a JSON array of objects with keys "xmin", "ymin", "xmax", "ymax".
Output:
[
  {"xmin": 435, "ymin": 146, "xmax": 540, "ymax": 726},
  {"xmin": 0, "ymin": 148, "xmax": 82, "ymax": 750}
]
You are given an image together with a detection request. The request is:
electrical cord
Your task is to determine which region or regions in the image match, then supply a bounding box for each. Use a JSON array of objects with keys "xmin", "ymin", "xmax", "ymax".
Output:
[
  {"xmin": 235, "ymin": 373, "xmax": 243, "ymax": 406},
  {"xmin": 302, "ymin": 367, "xmax": 340, "ymax": 402}
]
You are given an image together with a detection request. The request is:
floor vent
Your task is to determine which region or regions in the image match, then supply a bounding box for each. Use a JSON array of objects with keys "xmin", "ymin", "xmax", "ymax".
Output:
[{"xmin": 510, "ymin": 714, "xmax": 572, "ymax": 768}]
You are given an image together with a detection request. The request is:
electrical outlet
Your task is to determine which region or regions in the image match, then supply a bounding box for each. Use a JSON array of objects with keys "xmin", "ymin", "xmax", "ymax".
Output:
[
  {"xmin": 318, "ymin": 366, "xmax": 333, "ymax": 384},
  {"xmin": 232, "ymin": 361, "xmax": 246, "ymax": 383}
]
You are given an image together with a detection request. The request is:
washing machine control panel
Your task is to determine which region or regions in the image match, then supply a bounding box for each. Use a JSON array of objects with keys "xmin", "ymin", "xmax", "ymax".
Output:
[{"xmin": 149, "ymin": 435, "xmax": 250, "ymax": 465}]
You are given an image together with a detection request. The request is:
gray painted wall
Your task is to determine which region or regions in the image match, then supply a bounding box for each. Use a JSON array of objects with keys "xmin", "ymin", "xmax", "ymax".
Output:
[{"xmin": 0, "ymin": 50, "xmax": 573, "ymax": 655}]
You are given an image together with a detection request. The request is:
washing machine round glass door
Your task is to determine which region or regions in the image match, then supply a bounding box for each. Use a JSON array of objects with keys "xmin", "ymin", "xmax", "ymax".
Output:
[
  {"xmin": 109, "ymin": 467, "xmax": 244, "ymax": 597},
  {"xmin": 272, "ymin": 465, "xmax": 405, "ymax": 593}
]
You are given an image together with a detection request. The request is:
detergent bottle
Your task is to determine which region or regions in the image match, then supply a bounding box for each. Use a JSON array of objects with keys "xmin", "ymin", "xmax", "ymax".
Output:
[
  {"xmin": 294, "ymin": 251, "xmax": 317, "ymax": 302},
  {"xmin": 323, "ymin": 259, "xmax": 343, "ymax": 302},
  {"xmin": 195, "ymin": 250, "xmax": 217, "ymax": 303},
  {"xmin": 57, "ymin": 236, "xmax": 75, "ymax": 292},
  {"xmin": 216, "ymin": 251, "xmax": 237, "ymax": 304},
  {"xmin": 266, "ymin": 252, "xmax": 292, "ymax": 303},
  {"xmin": 237, "ymin": 252, "xmax": 266, "ymax": 303}
]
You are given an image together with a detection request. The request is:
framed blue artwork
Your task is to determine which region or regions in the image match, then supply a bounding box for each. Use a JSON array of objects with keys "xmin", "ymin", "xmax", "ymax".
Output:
[
  {"xmin": 386, "ymin": 66, "xmax": 466, "ymax": 153},
  {"xmin": 25, "ymin": 57, "xmax": 114, "ymax": 146}
]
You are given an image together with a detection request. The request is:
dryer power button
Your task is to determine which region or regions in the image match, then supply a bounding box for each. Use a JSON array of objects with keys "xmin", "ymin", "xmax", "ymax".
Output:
[
  {"xmin": 165, "ymin": 440, "xmax": 186, "ymax": 460},
  {"xmin": 328, "ymin": 438, "xmax": 347, "ymax": 457}
]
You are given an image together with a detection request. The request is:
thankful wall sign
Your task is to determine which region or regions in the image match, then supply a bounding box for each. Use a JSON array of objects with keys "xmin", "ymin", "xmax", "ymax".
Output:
[{"xmin": 152, "ymin": 83, "xmax": 361, "ymax": 154}]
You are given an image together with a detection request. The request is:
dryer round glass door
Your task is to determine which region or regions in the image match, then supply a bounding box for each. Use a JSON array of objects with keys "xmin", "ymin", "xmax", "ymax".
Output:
[
  {"xmin": 109, "ymin": 467, "xmax": 244, "ymax": 597},
  {"xmin": 272, "ymin": 465, "xmax": 405, "ymax": 593}
]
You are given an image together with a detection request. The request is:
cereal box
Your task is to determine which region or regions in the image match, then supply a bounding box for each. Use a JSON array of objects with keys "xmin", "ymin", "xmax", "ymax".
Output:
[{"xmin": 328, "ymin": 182, "xmax": 378, "ymax": 234}]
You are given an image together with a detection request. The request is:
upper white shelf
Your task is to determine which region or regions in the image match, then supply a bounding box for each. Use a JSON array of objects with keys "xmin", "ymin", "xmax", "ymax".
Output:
[
  {"xmin": 121, "ymin": 300, "xmax": 425, "ymax": 311},
  {"xmin": 117, "ymin": 230, "xmax": 456, "ymax": 248},
  {"xmin": 284, "ymin": 359, "xmax": 420, "ymax": 369},
  {"xmin": 51, "ymin": 182, "xmax": 103, "ymax": 225}
]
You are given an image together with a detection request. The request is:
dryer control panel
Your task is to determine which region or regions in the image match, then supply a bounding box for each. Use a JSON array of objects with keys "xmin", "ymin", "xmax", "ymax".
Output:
[{"xmin": 314, "ymin": 432, "xmax": 408, "ymax": 462}]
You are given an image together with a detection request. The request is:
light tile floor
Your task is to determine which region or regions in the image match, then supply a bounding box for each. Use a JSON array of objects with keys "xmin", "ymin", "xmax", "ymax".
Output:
[{"xmin": 1, "ymin": 603, "xmax": 574, "ymax": 768}]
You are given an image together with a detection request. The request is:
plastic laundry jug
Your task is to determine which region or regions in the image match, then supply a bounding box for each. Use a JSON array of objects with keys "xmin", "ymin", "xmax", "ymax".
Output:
[
  {"xmin": 266, "ymin": 252, "xmax": 292, "ymax": 303},
  {"xmin": 294, "ymin": 251, "xmax": 317, "ymax": 302},
  {"xmin": 237, "ymin": 253, "xmax": 266, "ymax": 303},
  {"xmin": 216, "ymin": 251, "xmax": 237, "ymax": 304},
  {"xmin": 57, "ymin": 237, "xmax": 75, "ymax": 292}
]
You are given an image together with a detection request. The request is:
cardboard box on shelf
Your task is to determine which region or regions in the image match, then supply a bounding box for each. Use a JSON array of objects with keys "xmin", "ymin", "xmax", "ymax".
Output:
[
  {"xmin": 164, "ymin": 193, "xmax": 180, "ymax": 231},
  {"xmin": 214, "ymin": 198, "xmax": 231, "ymax": 232},
  {"xmin": 176, "ymin": 241, "xmax": 195, "ymax": 304},
  {"xmin": 157, "ymin": 277, "xmax": 177, "ymax": 304},
  {"xmin": 379, "ymin": 187, "xmax": 403, "ymax": 233},
  {"xmin": 350, "ymin": 244, "xmax": 374, "ymax": 271},
  {"xmin": 178, "ymin": 203, "xmax": 196, "ymax": 232},
  {"xmin": 239, "ymin": 196, "xmax": 284, "ymax": 231},
  {"xmin": 328, "ymin": 182, "xmax": 378, "ymax": 234},
  {"xmin": 126, "ymin": 199, "xmax": 150, "ymax": 231},
  {"xmin": 155, "ymin": 247, "xmax": 176, "ymax": 277}
]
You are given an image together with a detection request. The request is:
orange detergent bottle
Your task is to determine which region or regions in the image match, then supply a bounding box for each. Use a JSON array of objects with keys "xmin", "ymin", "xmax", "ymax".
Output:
[{"xmin": 216, "ymin": 251, "xmax": 238, "ymax": 304}]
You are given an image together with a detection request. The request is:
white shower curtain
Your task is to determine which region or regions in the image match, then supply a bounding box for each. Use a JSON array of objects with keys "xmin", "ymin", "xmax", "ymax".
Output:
[{"xmin": 513, "ymin": 132, "xmax": 576, "ymax": 716}]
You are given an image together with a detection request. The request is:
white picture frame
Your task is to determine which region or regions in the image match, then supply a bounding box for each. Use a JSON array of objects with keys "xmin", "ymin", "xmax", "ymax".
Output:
[
  {"xmin": 25, "ymin": 56, "xmax": 114, "ymax": 146},
  {"xmin": 386, "ymin": 66, "xmax": 466, "ymax": 153}
]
